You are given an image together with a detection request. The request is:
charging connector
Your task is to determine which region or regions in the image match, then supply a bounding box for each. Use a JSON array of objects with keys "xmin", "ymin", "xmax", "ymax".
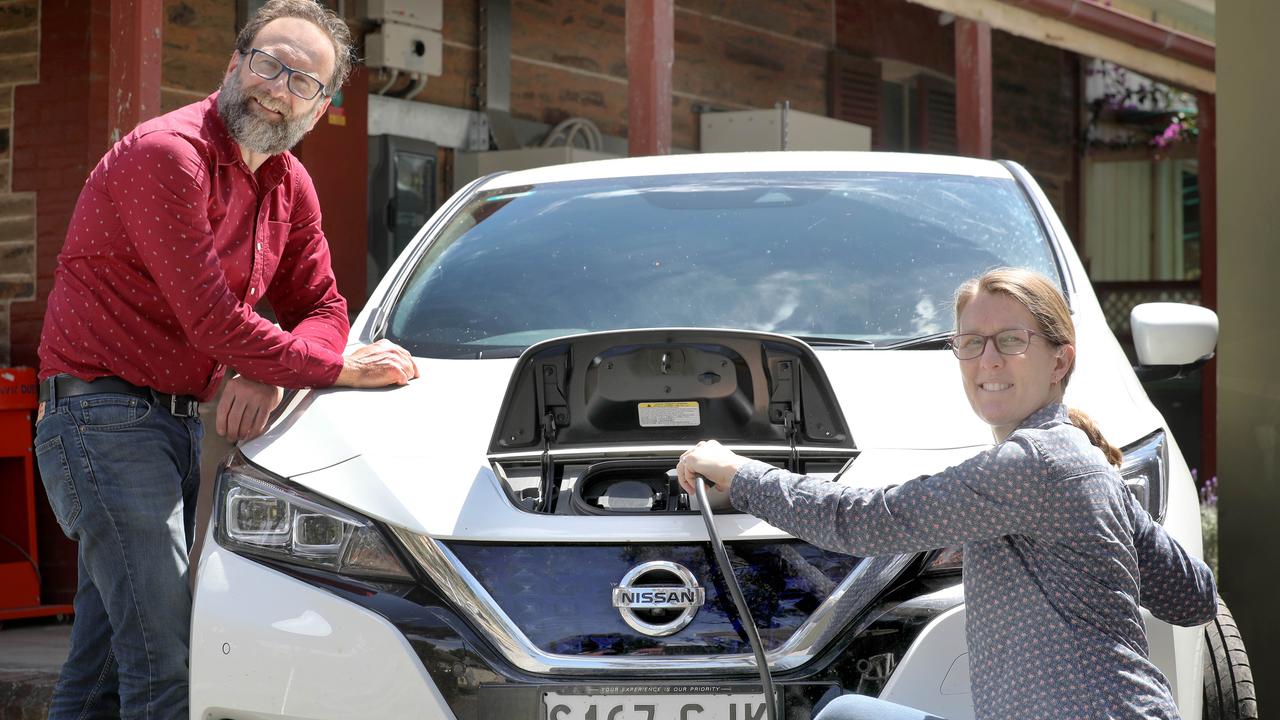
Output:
[{"xmin": 695, "ymin": 476, "xmax": 778, "ymax": 720}]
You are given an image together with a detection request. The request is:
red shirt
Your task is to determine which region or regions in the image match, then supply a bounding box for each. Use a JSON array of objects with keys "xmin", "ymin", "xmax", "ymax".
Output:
[{"xmin": 38, "ymin": 93, "xmax": 348, "ymax": 401}]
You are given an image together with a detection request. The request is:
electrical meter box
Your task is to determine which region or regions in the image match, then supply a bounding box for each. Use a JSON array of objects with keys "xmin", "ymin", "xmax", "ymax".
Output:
[
  {"xmin": 365, "ymin": 22, "xmax": 443, "ymax": 76},
  {"xmin": 364, "ymin": 0, "xmax": 442, "ymax": 29},
  {"xmin": 700, "ymin": 108, "xmax": 871, "ymax": 152}
]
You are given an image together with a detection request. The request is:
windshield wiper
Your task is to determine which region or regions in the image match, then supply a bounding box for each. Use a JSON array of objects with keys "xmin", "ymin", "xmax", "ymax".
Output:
[
  {"xmin": 790, "ymin": 335, "xmax": 876, "ymax": 349},
  {"xmin": 876, "ymin": 332, "xmax": 953, "ymax": 350},
  {"xmin": 471, "ymin": 346, "xmax": 528, "ymax": 359}
]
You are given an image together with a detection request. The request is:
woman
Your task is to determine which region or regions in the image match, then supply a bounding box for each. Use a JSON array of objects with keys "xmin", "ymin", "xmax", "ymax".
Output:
[{"xmin": 676, "ymin": 268, "xmax": 1217, "ymax": 720}]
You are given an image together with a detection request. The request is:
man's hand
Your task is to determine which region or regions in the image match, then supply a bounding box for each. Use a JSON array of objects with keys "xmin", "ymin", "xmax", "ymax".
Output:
[
  {"xmin": 335, "ymin": 339, "xmax": 419, "ymax": 388},
  {"xmin": 217, "ymin": 375, "xmax": 285, "ymax": 442},
  {"xmin": 677, "ymin": 440, "xmax": 747, "ymax": 496}
]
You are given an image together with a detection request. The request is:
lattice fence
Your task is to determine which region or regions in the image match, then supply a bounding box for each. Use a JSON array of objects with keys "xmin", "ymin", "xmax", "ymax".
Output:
[{"xmin": 1094, "ymin": 281, "xmax": 1202, "ymax": 340}]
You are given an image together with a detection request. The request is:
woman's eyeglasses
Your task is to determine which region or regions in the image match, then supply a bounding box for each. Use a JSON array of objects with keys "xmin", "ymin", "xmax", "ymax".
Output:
[{"xmin": 949, "ymin": 328, "xmax": 1045, "ymax": 360}]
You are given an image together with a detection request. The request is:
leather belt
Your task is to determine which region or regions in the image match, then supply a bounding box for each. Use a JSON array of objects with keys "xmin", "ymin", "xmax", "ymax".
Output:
[{"xmin": 39, "ymin": 375, "xmax": 200, "ymax": 418}]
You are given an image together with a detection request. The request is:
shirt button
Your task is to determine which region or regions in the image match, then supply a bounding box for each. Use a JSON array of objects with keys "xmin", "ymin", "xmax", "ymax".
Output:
[
  {"xmin": 256, "ymin": 242, "xmax": 262, "ymax": 251},
  {"xmin": 250, "ymin": 287, "xmax": 257, "ymax": 295}
]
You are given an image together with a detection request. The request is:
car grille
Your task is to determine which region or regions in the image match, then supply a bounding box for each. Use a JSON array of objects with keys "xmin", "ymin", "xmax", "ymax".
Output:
[{"xmin": 445, "ymin": 541, "xmax": 863, "ymax": 656}]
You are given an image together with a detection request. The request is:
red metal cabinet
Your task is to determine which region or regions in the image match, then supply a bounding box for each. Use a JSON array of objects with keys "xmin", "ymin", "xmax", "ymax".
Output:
[{"xmin": 0, "ymin": 367, "xmax": 73, "ymax": 620}]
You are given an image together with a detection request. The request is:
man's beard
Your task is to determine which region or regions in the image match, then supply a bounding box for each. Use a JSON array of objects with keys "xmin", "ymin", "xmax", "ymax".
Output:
[{"xmin": 217, "ymin": 68, "xmax": 313, "ymax": 157}]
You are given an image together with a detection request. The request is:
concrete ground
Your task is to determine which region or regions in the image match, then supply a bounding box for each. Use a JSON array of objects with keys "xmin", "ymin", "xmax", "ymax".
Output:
[{"xmin": 0, "ymin": 619, "xmax": 70, "ymax": 719}]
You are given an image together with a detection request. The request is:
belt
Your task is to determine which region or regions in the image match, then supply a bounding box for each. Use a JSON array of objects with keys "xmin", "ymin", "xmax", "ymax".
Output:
[{"xmin": 39, "ymin": 375, "xmax": 200, "ymax": 418}]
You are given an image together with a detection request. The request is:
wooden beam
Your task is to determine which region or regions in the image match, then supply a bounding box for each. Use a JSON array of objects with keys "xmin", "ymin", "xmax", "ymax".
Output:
[
  {"xmin": 108, "ymin": 0, "xmax": 162, "ymax": 143},
  {"xmin": 626, "ymin": 0, "xmax": 673, "ymax": 156},
  {"xmin": 905, "ymin": 0, "xmax": 1215, "ymax": 93},
  {"xmin": 1197, "ymin": 90, "xmax": 1216, "ymax": 485},
  {"xmin": 955, "ymin": 18, "xmax": 993, "ymax": 158}
]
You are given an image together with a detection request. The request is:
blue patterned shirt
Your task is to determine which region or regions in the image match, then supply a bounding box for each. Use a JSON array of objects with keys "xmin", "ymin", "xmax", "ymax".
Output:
[{"xmin": 729, "ymin": 403, "xmax": 1216, "ymax": 720}]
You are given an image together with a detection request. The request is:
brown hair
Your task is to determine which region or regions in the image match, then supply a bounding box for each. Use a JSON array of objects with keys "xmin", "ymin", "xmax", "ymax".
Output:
[
  {"xmin": 954, "ymin": 267, "xmax": 1123, "ymax": 466},
  {"xmin": 234, "ymin": 0, "xmax": 354, "ymax": 94}
]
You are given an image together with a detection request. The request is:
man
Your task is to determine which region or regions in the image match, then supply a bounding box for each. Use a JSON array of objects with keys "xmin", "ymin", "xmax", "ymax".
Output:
[{"xmin": 32, "ymin": 2, "xmax": 416, "ymax": 717}]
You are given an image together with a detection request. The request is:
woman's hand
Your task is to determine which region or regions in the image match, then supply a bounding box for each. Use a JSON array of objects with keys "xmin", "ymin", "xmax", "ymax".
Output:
[{"xmin": 676, "ymin": 440, "xmax": 747, "ymax": 496}]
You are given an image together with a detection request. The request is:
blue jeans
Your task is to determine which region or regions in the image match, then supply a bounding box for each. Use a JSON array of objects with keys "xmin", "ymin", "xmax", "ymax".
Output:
[
  {"xmin": 34, "ymin": 391, "xmax": 202, "ymax": 720},
  {"xmin": 814, "ymin": 692, "xmax": 947, "ymax": 720}
]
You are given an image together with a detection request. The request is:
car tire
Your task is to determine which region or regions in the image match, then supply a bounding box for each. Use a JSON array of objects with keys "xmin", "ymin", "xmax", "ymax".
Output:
[{"xmin": 1203, "ymin": 596, "xmax": 1257, "ymax": 720}]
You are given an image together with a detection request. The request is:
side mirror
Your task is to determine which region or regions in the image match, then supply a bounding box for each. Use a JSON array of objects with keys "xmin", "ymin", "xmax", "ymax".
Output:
[{"xmin": 1130, "ymin": 302, "xmax": 1218, "ymax": 381}]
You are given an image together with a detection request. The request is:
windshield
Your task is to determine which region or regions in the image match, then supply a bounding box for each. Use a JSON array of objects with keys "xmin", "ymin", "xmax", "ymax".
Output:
[{"xmin": 385, "ymin": 171, "xmax": 1060, "ymax": 358}]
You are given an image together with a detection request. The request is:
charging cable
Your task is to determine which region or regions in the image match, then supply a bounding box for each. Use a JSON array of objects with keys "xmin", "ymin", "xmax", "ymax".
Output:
[{"xmin": 695, "ymin": 476, "xmax": 779, "ymax": 720}]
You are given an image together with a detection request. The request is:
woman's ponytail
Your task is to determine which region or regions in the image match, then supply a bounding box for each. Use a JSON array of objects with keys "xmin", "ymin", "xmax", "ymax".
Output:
[{"xmin": 1067, "ymin": 407, "xmax": 1123, "ymax": 467}]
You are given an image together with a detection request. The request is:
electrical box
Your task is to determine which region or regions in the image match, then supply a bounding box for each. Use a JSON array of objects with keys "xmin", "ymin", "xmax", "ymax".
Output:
[
  {"xmin": 700, "ymin": 108, "xmax": 871, "ymax": 152},
  {"xmin": 368, "ymin": 135, "xmax": 439, "ymax": 293},
  {"xmin": 364, "ymin": 0, "xmax": 442, "ymax": 29},
  {"xmin": 454, "ymin": 147, "xmax": 618, "ymax": 188},
  {"xmin": 365, "ymin": 22, "xmax": 443, "ymax": 76}
]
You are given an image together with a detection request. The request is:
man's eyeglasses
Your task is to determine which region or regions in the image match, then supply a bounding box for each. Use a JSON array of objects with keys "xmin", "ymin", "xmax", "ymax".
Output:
[
  {"xmin": 240, "ymin": 48, "xmax": 330, "ymax": 101},
  {"xmin": 949, "ymin": 328, "xmax": 1047, "ymax": 360}
]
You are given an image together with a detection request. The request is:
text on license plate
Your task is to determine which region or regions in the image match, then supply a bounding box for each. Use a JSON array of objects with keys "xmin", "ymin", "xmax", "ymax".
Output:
[{"xmin": 544, "ymin": 692, "xmax": 769, "ymax": 720}]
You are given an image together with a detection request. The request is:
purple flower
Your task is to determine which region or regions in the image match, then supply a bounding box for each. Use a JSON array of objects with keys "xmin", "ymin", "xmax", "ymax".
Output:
[{"xmin": 1199, "ymin": 474, "xmax": 1219, "ymax": 508}]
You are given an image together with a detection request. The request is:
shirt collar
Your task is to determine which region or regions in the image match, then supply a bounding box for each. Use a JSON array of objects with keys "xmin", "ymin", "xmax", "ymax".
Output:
[
  {"xmin": 204, "ymin": 91, "xmax": 291, "ymax": 189},
  {"xmin": 1016, "ymin": 402, "xmax": 1069, "ymax": 432}
]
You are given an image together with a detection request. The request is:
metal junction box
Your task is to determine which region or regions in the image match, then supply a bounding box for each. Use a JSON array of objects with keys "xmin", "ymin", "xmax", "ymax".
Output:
[
  {"xmin": 700, "ymin": 108, "xmax": 871, "ymax": 153},
  {"xmin": 365, "ymin": 22, "xmax": 443, "ymax": 76},
  {"xmin": 363, "ymin": 0, "xmax": 443, "ymax": 75},
  {"xmin": 364, "ymin": 0, "xmax": 442, "ymax": 29}
]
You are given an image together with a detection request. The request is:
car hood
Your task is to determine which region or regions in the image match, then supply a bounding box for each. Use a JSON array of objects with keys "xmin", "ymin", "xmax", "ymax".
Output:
[{"xmin": 241, "ymin": 342, "xmax": 1154, "ymax": 539}]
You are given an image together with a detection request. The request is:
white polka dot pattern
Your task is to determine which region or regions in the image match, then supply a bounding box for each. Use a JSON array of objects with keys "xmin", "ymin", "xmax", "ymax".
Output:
[
  {"xmin": 36, "ymin": 93, "xmax": 349, "ymax": 400},
  {"xmin": 730, "ymin": 403, "xmax": 1217, "ymax": 720}
]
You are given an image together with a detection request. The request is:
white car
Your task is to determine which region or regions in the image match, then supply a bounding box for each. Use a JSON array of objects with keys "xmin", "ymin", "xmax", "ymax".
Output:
[{"xmin": 190, "ymin": 152, "xmax": 1247, "ymax": 720}]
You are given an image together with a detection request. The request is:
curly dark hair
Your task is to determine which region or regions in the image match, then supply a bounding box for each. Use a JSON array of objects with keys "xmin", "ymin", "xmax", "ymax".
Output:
[{"xmin": 235, "ymin": 0, "xmax": 353, "ymax": 93}]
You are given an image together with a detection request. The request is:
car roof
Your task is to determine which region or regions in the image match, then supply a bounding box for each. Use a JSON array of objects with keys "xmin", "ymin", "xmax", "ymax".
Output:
[{"xmin": 475, "ymin": 151, "xmax": 1016, "ymax": 191}]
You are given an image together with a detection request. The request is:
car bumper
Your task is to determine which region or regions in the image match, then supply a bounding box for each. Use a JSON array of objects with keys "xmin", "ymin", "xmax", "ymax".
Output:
[
  {"xmin": 190, "ymin": 540, "xmax": 457, "ymax": 719},
  {"xmin": 190, "ymin": 525, "xmax": 1202, "ymax": 720}
]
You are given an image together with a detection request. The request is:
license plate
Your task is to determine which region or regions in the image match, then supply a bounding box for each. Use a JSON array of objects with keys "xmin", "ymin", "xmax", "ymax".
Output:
[{"xmin": 544, "ymin": 689, "xmax": 769, "ymax": 720}]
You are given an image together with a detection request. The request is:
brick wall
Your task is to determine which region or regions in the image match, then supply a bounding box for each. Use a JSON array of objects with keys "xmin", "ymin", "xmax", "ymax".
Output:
[
  {"xmin": 161, "ymin": 0, "xmax": 234, "ymax": 111},
  {"xmin": 6, "ymin": 0, "xmax": 100, "ymax": 369},
  {"xmin": 4, "ymin": 0, "xmax": 87, "ymax": 603},
  {"xmin": 836, "ymin": 0, "xmax": 952, "ymax": 75},
  {"xmin": 0, "ymin": 0, "xmax": 39, "ymax": 366},
  {"xmin": 3, "ymin": 0, "xmax": 1084, "ymax": 366},
  {"xmin": 409, "ymin": 0, "xmax": 834, "ymax": 151},
  {"xmin": 4, "ymin": 0, "xmax": 231, "ymax": 368},
  {"xmin": 992, "ymin": 30, "xmax": 1079, "ymax": 230},
  {"xmin": 834, "ymin": 1, "xmax": 1079, "ymax": 229}
]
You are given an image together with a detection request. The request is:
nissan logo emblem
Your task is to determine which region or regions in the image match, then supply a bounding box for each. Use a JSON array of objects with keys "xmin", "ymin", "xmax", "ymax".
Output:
[{"xmin": 611, "ymin": 561, "xmax": 706, "ymax": 637}]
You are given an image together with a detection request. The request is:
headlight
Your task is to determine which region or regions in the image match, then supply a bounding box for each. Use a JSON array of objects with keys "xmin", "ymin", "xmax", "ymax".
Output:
[
  {"xmin": 215, "ymin": 453, "xmax": 413, "ymax": 582},
  {"xmin": 1119, "ymin": 429, "xmax": 1169, "ymax": 523}
]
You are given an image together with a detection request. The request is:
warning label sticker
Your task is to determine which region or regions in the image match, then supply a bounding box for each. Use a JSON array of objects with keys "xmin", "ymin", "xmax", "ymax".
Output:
[{"xmin": 638, "ymin": 401, "xmax": 701, "ymax": 427}]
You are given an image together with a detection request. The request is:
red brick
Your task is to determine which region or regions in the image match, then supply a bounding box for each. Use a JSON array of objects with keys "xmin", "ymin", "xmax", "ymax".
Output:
[
  {"xmin": 991, "ymin": 30, "xmax": 1076, "ymax": 220},
  {"xmin": 0, "ymin": 26, "xmax": 37, "ymax": 54},
  {"xmin": 836, "ymin": 0, "xmax": 952, "ymax": 76},
  {"xmin": 0, "ymin": 0, "xmax": 38, "ymax": 33},
  {"xmin": 681, "ymin": 0, "xmax": 833, "ymax": 45}
]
